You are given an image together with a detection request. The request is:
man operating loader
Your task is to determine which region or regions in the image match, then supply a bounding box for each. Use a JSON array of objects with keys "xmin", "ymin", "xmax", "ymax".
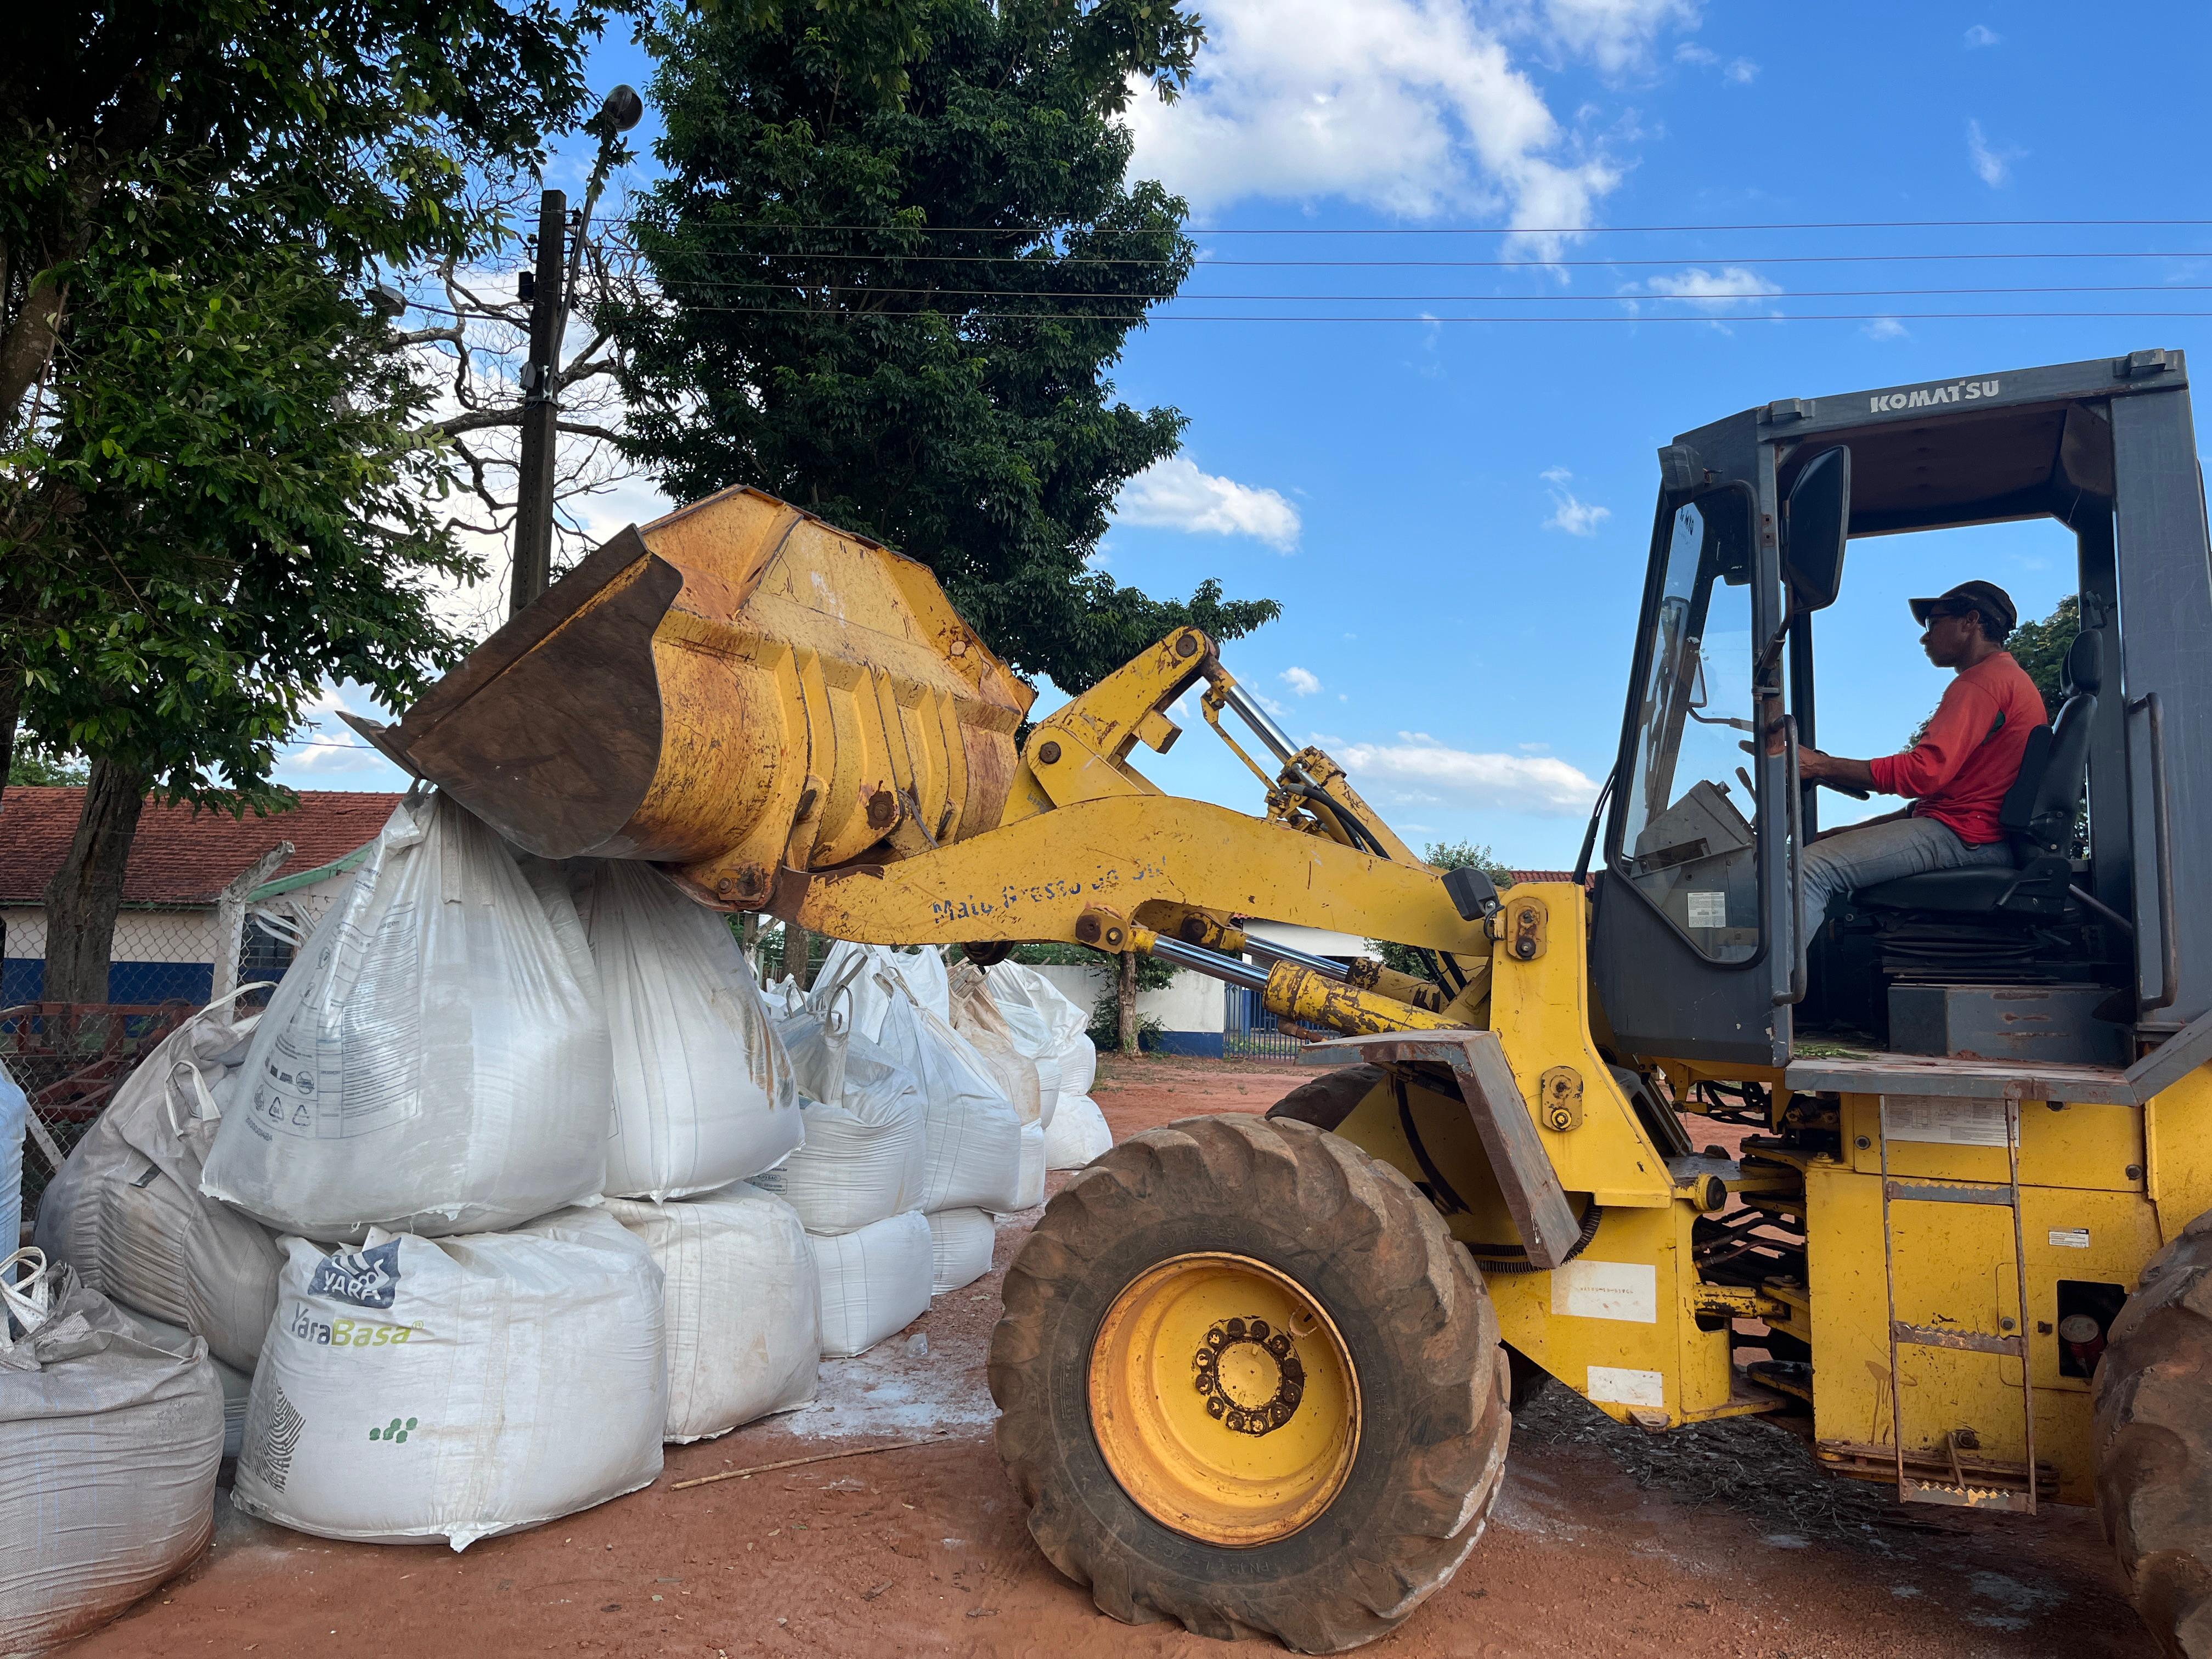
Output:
[{"xmin": 1784, "ymin": 579, "xmax": 2047, "ymax": 945}]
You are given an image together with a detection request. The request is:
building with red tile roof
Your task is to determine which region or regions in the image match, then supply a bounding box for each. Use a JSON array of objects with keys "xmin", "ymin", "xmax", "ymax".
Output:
[{"xmin": 1, "ymin": 787, "xmax": 401, "ymax": 1005}]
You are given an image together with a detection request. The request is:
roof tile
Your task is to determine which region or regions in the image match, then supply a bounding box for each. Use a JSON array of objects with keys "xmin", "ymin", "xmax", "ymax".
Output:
[{"xmin": 0, "ymin": 787, "xmax": 404, "ymax": 906}]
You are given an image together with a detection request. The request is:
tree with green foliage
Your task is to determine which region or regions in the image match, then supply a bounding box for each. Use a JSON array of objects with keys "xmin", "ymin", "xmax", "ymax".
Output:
[
  {"xmin": 2, "ymin": 2, "xmax": 620, "ymax": 1000},
  {"xmin": 2008, "ymin": 594, "xmax": 2080, "ymax": 714},
  {"xmin": 7, "ymin": 744, "xmax": 86, "ymax": 787},
  {"xmin": 612, "ymin": 0, "xmax": 1279, "ymax": 692},
  {"xmin": 1369, "ymin": 839, "xmax": 1517, "ymax": 982}
]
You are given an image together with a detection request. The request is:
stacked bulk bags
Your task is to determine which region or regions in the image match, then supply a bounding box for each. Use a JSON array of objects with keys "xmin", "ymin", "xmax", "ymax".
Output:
[
  {"xmin": 36, "ymin": 991, "xmax": 285, "ymax": 1373},
  {"xmin": 107, "ymin": 1304, "xmax": 252, "ymax": 1460},
  {"xmin": 946, "ymin": 965, "xmax": 1043, "ymax": 1127},
  {"xmin": 1, "ymin": 1252, "xmax": 225, "ymax": 1656},
  {"xmin": 233, "ymin": 1209, "xmax": 664, "ymax": 1549},
  {"xmin": 578, "ymin": 860, "xmax": 802, "ymax": 1201},
  {"xmin": 203, "ymin": 792, "xmax": 610, "ymax": 1241},
  {"xmin": 811, "ymin": 1211, "xmax": 933, "ymax": 1358},
  {"xmin": 987, "ymin": 963, "xmax": 1112, "ymax": 1171},
  {"xmin": 755, "ymin": 985, "xmax": 926, "ymax": 1233},
  {"xmin": 605, "ymin": 1186, "xmax": 817, "ymax": 1442},
  {"xmin": 763, "ymin": 955, "xmax": 934, "ymax": 1350},
  {"xmin": 925, "ymin": 1209, "xmax": 996, "ymax": 1297}
]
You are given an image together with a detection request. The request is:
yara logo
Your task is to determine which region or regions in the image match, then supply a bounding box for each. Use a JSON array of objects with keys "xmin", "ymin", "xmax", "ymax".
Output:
[
  {"xmin": 307, "ymin": 1240, "xmax": 402, "ymax": 1309},
  {"xmin": 1870, "ymin": 379, "xmax": 2000, "ymax": 413}
]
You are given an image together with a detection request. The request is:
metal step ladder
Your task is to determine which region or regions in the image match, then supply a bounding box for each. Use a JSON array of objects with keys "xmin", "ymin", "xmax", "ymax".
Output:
[{"xmin": 1878, "ymin": 1094, "xmax": 2039, "ymax": 1514}]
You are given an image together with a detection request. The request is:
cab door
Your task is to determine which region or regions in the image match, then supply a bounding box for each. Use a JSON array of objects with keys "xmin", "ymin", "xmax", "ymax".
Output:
[{"xmin": 1590, "ymin": 479, "xmax": 1791, "ymax": 1066}]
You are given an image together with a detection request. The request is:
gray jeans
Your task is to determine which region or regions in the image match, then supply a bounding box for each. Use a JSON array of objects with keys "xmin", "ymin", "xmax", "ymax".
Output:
[{"xmin": 1799, "ymin": 814, "xmax": 2013, "ymax": 942}]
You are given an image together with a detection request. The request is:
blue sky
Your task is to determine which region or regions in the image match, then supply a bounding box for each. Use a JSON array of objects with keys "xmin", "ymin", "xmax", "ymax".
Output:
[{"xmin": 281, "ymin": 1, "xmax": 2212, "ymax": 868}]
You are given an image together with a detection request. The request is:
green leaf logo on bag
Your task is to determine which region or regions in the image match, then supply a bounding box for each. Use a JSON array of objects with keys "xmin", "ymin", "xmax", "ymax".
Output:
[
  {"xmin": 308, "ymin": 1240, "xmax": 402, "ymax": 1308},
  {"xmin": 367, "ymin": 1417, "xmax": 419, "ymax": 1444}
]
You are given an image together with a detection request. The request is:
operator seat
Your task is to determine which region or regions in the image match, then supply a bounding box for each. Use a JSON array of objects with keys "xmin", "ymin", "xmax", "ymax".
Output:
[{"xmin": 1852, "ymin": 630, "xmax": 2101, "ymax": 919}]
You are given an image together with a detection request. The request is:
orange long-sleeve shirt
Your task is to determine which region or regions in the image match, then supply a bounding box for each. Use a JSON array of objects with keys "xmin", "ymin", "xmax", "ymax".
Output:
[{"xmin": 1867, "ymin": 651, "xmax": 2047, "ymax": 845}]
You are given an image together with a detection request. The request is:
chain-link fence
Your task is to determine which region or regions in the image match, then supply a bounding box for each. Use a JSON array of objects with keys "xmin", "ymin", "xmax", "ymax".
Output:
[{"xmin": 2, "ymin": 894, "xmax": 352, "ymax": 1240}]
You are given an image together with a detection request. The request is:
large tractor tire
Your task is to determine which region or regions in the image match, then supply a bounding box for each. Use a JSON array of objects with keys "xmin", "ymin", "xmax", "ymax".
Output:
[
  {"xmin": 2095, "ymin": 1212, "xmax": 2212, "ymax": 1657},
  {"xmin": 989, "ymin": 1113, "xmax": 1509, "ymax": 1653}
]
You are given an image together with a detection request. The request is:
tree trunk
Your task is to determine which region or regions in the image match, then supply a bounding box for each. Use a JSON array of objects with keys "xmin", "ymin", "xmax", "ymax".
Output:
[
  {"xmin": 792, "ymin": 924, "xmax": 816, "ymax": 991},
  {"xmin": 0, "ymin": 668, "xmax": 20, "ymax": 812},
  {"xmin": 1118, "ymin": 950, "xmax": 1138, "ymax": 1055},
  {"xmin": 42, "ymin": 757, "xmax": 148, "ymax": 1005}
]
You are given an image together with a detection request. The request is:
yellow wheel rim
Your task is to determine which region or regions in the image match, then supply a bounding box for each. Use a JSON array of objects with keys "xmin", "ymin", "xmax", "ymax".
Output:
[{"xmin": 1088, "ymin": 1252, "xmax": 1361, "ymax": 1548}]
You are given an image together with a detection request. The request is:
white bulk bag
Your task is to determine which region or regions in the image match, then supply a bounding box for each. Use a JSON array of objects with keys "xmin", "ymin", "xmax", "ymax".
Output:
[
  {"xmin": 946, "ymin": 964, "xmax": 1043, "ymax": 1126},
  {"xmin": 0, "ymin": 1065, "xmax": 22, "ymax": 1278},
  {"xmin": 605, "ymin": 1186, "xmax": 819, "ymax": 1443},
  {"xmin": 925, "ymin": 1208, "xmax": 995, "ymax": 1296},
  {"xmin": 810, "ymin": 1211, "xmax": 932, "ymax": 1359},
  {"xmin": 981, "ymin": 965, "xmax": 1063, "ymax": 1128},
  {"xmin": 757, "ymin": 970, "xmax": 927, "ymax": 1233},
  {"xmin": 109, "ymin": 1304, "xmax": 252, "ymax": 1459},
  {"xmin": 997, "ymin": 1120, "xmax": 1046, "ymax": 1215},
  {"xmin": 1045, "ymin": 1093, "xmax": 1114, "ymax": 1170},
  {"xmin": 864, "ymin": 972, "xmax": 1023, "ymax": 1215},
  {"xmin": 988, "ymin": 960, "xmax": 1098, "ymax": 1101},
  {"xmin": 820, "ymin": 941, "xmax": 952, "ymax": 1039},
  {"xmin": 579, "ymin": 861, "xmax": 802, "ymax": 1200},
  {"xmin": 205, "ymin": 793, "xmax": 610, "ymax": 1242},
  {"xmin": 232, "ymin": 1207, "xmax": 664, "ymax": 1549},
  {"xmin": 0, "ymin": 1253, "xmax": 225, "ymax": 1657},
  {"xmin": 35, "ymin": 991, "xmax": 285, "ymax": 1372}
]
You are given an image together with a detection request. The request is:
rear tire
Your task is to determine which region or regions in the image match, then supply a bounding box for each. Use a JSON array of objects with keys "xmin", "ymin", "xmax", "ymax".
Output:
[
  {"xmin": 2095, "ymin": 1212, "xmax": 2212, "ymax": 1656},
  {"xmin": 989, "ymin": 1113, "xmax": 1509, "ymax": 1653}
]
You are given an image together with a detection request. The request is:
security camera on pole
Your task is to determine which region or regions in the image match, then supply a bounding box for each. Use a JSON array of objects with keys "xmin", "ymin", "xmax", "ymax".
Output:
[{"xmin": 510, "ymin": 84, "xmax": 645, "ymax": 617}]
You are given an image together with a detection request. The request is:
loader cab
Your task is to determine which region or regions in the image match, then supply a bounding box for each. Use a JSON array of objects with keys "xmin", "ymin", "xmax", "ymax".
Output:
[{"xmin": 1590, "ymin": 350, "xmax": 2212, "ymax": 1071}]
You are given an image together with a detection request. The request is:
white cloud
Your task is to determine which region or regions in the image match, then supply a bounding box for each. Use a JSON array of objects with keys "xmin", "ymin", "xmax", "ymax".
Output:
[
  {"xmin": 1967, "ymin": 119, "xmax": 2020, "ymax": 188},
  {"xmin": 1115, "ymin": 456, "xmax": 1302, "ymax": 551},
  {"xmin": 1964, "ymin": 23, "xmax": 2001, "ymax": 47},
  {"xmin": 1634, "ymin": 265, "xmax": 1785, "ymax": 312},
  {"xmin": 1673, "ymin": 39, "xmax": 1754, "ymax": 83},
  {"xmin": 1514, "ymin": 0, "xmax": 1703, "ymax": 76},
  {"xmin": 1547, "ymin": 495, "xmax": 1611, "ymax": 536},
  {"xmin": 1120, "ymin": 0, "xmax": 1644, "ymax": 251},
  {"xmin": 1281, "ymin": 666, "xmax": 1323, "ymax": 697},
  {"xmin": 1862, "ymin": 315, "xmax": 1909, "ymax": 341},
  {"xmin": 1338, "ymin": 731, "xmax": 1602, "ymax": 815},
  {"xmin": 1541, "ymin": 467, "xmax": 1610, "ymax": 535},
  {"xmin": 1259, "ymin": 694, "xmax": 1293, "ymax": 719}
]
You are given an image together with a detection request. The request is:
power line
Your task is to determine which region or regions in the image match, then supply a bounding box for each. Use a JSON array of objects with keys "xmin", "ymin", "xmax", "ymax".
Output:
[
  {"xmin": 577, "ymin": 248, "xmax": 2212, "ymax": 269},
  {"xmin": 590, "ymin": 303, "xmax": 2212, "ymax": 323},
  {"xmin": 629, "ymin": 280, "xmax": 2212, "ymax": 302},
  {"xmin": 596, "ymin": 215, "xmax": 2212, "ymax": 235}
]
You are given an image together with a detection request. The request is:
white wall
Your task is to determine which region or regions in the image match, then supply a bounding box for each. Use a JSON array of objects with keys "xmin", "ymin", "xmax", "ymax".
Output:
[
  {"xmin": 1031, "ymin": 963, "xmax": 1226, "ymax": 1034},
  {"xmin": 1244, "ymin": 921, "xmax": 1379, "ymax": 961}
]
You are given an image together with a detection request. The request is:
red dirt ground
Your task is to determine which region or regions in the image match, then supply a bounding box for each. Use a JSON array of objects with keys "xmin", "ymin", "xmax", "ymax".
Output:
[{"xmin": 61, "ymin": 1054, "xmax": 2153, "ymax": 1658}]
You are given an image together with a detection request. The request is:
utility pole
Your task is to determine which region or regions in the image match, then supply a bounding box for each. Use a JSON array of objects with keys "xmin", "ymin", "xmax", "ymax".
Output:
[
  {"xmin": 508, "ymin": 83, "xmax": 644, "ymax": 619},
  {"xmin": 509, "ymin": 188, "xmax": 568, "ymax": 617}
]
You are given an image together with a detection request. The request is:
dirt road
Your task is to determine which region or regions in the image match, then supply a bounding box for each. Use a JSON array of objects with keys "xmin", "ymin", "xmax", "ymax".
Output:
[{"xmin": 66, "ymin": 1054, "xmax": 2152, "ymax": 1658}]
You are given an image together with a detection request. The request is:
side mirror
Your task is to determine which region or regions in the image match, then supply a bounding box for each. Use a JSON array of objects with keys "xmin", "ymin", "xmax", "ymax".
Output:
[{"xmin": 1784, "ymin": 446, "xmax": 1850, "ymax": 610}]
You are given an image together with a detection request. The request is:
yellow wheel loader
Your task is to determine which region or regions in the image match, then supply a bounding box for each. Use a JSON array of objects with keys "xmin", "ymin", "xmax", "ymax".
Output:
[{"xmin": 355, "ymin": 349, "xmax": 2212, "ymax": 1654}]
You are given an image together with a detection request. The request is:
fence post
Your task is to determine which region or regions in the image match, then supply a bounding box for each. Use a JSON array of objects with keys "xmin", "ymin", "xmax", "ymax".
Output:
[
  {"xmin": 1118, "ymin": 951, "xmax": 1138, "ymax": 1054},
  {"xmin": 210, "ymin": 842, "xmax": 294, "ymax": 1002}
]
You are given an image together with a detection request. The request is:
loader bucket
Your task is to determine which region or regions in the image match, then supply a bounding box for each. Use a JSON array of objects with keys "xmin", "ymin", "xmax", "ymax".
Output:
[{"xmin": 349, "ymin": 486, "xmax": 1032, "ymax": 907}]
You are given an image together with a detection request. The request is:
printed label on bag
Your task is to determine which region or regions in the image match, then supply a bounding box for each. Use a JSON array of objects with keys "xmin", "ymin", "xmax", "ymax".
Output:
[
  {"xmin": 285, "ymin": 1301, "xmax": 421, "ymax": 1349},
  {"xmin": 308, "ymin": 1240, "xmax": 403, "ymax": 1307},
  {"xmin": 258, "ymin": 1384, "xmax": 306, "ymax": 1492},
  {"xmin": 254, "ymin": 902, "xmax": 425, "ymax": 1139}
]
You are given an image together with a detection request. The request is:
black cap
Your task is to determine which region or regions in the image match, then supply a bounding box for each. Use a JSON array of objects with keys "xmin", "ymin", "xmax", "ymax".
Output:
[{"xmin": 1909, "ymin": 580, "xmax": 2017, "ymax": 635}]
